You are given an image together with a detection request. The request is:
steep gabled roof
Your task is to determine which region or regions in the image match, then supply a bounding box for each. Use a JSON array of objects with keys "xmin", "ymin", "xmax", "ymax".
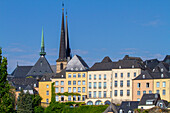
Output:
[
  {"xmin": 103, "ymin": 103, "xmax": 118, "ymax": 113},
  {"xmin": 139, "ymin": 94, "xmax": 161, "ymax": 106},
  {"xmin": 101, "ymin": 56, "xmax": 112, "ymax": 63},
  {"xmin": 11, "ymin": 66, "xmax": 33, "ymax": 78},
  {"xmin": 123, "ymin": 55, "xmax": 142, "ymax": 62},
  {"xmin": 119, "ymin": 101, "xmax": 139, "ymax": 113},
  {"xmin": 134, "ymin": 69, "xmax": 153, "ymax": 80},
  {"xmin": 144, "ymin": 59, "xmax": 159, "ymax": 70},
  {"xmin": 27, "ymin": 56, "xmax": 53, "ymax": 77},
  {"xmin": 153, "ymin": 62, "xmax": 169, "ymax": 72},
  {"xmin": 66, "ymin": 55, "xmax": 89, "ymax": 71},
  {"xmin": 163, "ymin": 55, "xmax": 170, "ymax": 64}
]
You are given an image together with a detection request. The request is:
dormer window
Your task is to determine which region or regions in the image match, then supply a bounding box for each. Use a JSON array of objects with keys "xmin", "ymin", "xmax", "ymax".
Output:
[
  {"xmin": 146, "ymin": 100, "xmax": 154, "ymax": 105},
  {"xmin": 61, "ymin": 75, "xmax": 64, "ymax": 78},
  {"xmin": 143, "ymin": 75, "xmax": 145, "ymax": 78},
  {"xmin": 132, "ymin": 65, "xmax": 134, "ymax": 68},
  {"xmin": 80, "ymin": 68, "xmax": 83, "ymax": 70},
  {"xmin": 153, "ymin": 69, "xmax": 155, "ymax": 72},
  {"xmin": 43, "ymin": 78, "xmax": 45, "ymax": 81},
  {"xmin": 19, "ymin": 87, "xmax": 21, "ymax": 90},
  {"xmin": 71, "ymin": 68, "xmax": 73, "ymax": 71},
  {"xmin": 119, "ymin": 66, "xmax": 121, "ymax": 69},
  {"xmin": 34, "ymin": 84, "xmax": 36, "ymax": 87},
  {"xmin": 120, "ymin": 109, "xmax": 123, "ymax": 113},
  {"xmin": 161, "ymin": 74, "xmax": 164, "ymax": 78},
  {"xmin": 75, "ymin": 68, "xmax": 78, "ymax": 71},
  {"xmin": 161, "ymin": 68, "xmax": 163, "ymax": 72}
]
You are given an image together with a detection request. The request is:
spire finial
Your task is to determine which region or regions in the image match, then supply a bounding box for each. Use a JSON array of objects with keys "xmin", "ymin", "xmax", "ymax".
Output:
[
  {"xmin": 62, "ymin": 2, "xmax": 64, "ymax": 10},
  {"xmin": 40, "ymin": 27, "xmax": 46, "ymax": 56}
]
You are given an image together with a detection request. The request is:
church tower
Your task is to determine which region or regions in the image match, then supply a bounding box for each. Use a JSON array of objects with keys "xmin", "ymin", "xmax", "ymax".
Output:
[{"xmin": 56, "ymin": 3, "xmax": 71, "ymax": 73}]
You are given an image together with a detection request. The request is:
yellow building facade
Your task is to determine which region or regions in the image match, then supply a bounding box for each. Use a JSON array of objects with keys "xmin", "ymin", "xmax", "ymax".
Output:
[{"xmin": 153, "ymin": 79, "xmax": 170, "ymax": 102}]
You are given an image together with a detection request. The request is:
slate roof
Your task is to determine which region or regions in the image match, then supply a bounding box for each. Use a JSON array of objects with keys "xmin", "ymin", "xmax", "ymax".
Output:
[
  {"xmin": 101, "ymin": 56, "xmax": 112, "ymax": 63},
  {"xmin": 138, "ymin": 94, "xmax": 161, "ymax": 106},
  {"xmin": 153, "ymin": 62, "xmax": 170, "ymax": 73},
  {"xmin": 123, "ymin": 55, "xmax": 143, "ymax": 62},
  {"xmin": 50, "ymin": 65, "xmax": 56, "ymax": 73},
  {"xmin": 103, "ymin": 103, "xmax": 118, "ymax": 113},
  {"xmin": 9, "ymin": 78, "xmax": 38, "ymax": 91},
  {"xmin": 157, "ymin": 100, "xmax": 169, "ymax": 108},
  {"xmin": 27, "ymin": 56, "xmax": 53, "ymax": 77},
  {"xmin": 11, "ymin": 66, "xmax": 33, "ymax": 78},
  {"xmin": 144, "ymin": 59, "xmax": 159, "ymax": 70},
  {"xmin": 66, "ymin": 55, "xmax": 89, "ymax": 71},
  {"xmin": 118, "ymin": 101, "xmax": 139, "ymax": 113},
  {"xmin": 163, "ymin": 55, "xmax": 170, "ymax": 64},
  {"xmin": 134, "ymin": 69, "xmax": 153, "ymax": 80}
]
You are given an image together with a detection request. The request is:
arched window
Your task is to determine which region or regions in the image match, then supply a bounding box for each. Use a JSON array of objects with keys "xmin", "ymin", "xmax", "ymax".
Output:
[
  {"xmin": 87, "ymin": 101, "xmax": 93, "ymax": 105},
  {"xmin": 104, "ymin": 100, "xmax": 111, "ymax": 105},
  {"xmin": 95, "ymin": 100, "xmax": 102, "ymax": 105},
  {"xmin": 60, "ymin": 63, "xmax": 63, "ymax": 70}
]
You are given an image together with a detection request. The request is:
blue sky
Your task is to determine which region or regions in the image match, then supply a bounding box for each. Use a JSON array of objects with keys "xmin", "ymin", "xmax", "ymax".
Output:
[{"xmin": 1, "ymin": 0, "xmax": 170, "ymax": 73}]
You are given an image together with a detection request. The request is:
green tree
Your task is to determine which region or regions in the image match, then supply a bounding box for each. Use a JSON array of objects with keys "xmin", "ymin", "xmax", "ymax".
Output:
[
  {"xmin": 0, "ymin": 48, "xmax": 15, "ymax": 112},
  {"xmin": 32, "ymin": 94, "xmax": 42, "ymax": 108},
  {"xmin": 17, "ymin": 90, "xmax": 33, "ymax": 113}
]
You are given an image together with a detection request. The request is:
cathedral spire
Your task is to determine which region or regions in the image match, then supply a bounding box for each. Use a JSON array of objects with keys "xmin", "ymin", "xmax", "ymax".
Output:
[
  {"xmin": 65, "ymin": 10, "xmax": 71, "ymax": 61},
  {"xmin": 40, "ymin": 27, "xmax": 46, "ymax": 56},
  {"xmin": 57, "ymin": 3, "xmax": 66, "ymax": 61}
]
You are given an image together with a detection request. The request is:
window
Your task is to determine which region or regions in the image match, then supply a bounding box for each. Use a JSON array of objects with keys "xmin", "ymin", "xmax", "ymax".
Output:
[
  {"xmin": 99, "ymin": 91, "xmax": 101, "ymax": 98},
  {"xmin": 73, "ymin": 95, "xmax": 76, "ymax": 101},
  {"xmin": 149, "ymin": 90, "xmax": 152, "ymax": 94},
  {"xmin": 46, "ymin": 91, "xmax": 49, "ymax": 95},
  {"xmin": 89, "ymin": 74, "xmax": 91, "ymax": 79},
  {"xmin": 104, "ymin": 82, "xmax": 107, "ymax": 88},
  {"xmin": 68, "ymin": 96, "xmax": 71, "ymax": 101},
  {"xmin": 127, "ymin": 73, "xmax": 130, "ymax": 77},
  {"xmin": 99, "ymin": 74, "xmax": 101, "ymax": 79},
  {"xmin": 115, "ymin": 81, "xmax": 117, "ymax": 87},
  {"xmin": 60, "ymin": 63, "xmax": 63, "ymax": 70},
  {"xmin": 82, "ymin": 81, "xmax": 85, "ymax": 85},
  {"xmin": 104, "ymin": 91, "xmax": 106, "ymax": 98},
  {"xmin": 34, "ymin": 84, "xmax": 36, "ymax": 87},
  {"xmin": 156, "ymin": 82, "xmax": 160, "ymax": 87},
  {"xmin": 68, "ymin": 74, "xmax": 71, "ymax": 78},
  {"xmin": 73, "ymin": 87, "xmax": 76, "ymax": 92},
  {"xmin": 83, "ymin": 73, "xmax": 85, "ymax": 77},
  {"xmin": 156, "ymin": 90, "xmax": 159, "ymax": 94},
  {"xmin": 89, "ymin": 82, "xmax": 91, "ymax": 88},
  {"xmin": 110, "ymin": 82, "xmax": 112, "ymax": 88},
  {"xmin": 73, "ymin": 81, "xmax": 76, "ymax": 85},
  {"xmin": 137, "ymin": 91, "xmax": 140, "ymax": 95},
  {"xmin": 120, "ymin": 80, "xmax": 123, "ymax": 87},
  {"xmin": 55, "ymin": 87, "xmax": 58, "ymax": 93},
  {"xmin": 73, "ymin": 74, "xmax": 76, "ymax": 78},
  {"xmin": 137, "ymin": 83, "xmax": 141, "ymax": 88},
  {"xmin": 137, "ymin": 98, "xmax": 140, "ymax": 101},
  {"xmin": 146, "ymin": 83, "xmax": 149, "ymax": 88},
  {"xmin": 163, "ymin": 82, "xmax": 166, "ymax": 87},
  {"xmin": 99, "ymin": 82, "xmax": 101, "ymax": 88},
  {"xmin": 89, "ymin": 91, "xmax": 91, "ymax": 98},
  {"xmin": 121, "ymin": 73, "xmax": 123, "ymax": 78},
  {"xmin": 61, "ymin": 87, "xmax": 64, "ymax": 93},
  {"xmin": 120, "ymin": 109, "xmax": 123, "ymax": 113},
  {"xmin": 93, "ymin": 91, "xmax": 96, "ymax": 98},
  {"xmin": 120, "ymin": 90, "xmax": 123, "ymax": 96},
  {"xmin": 55, "ymin": 81, "xmax": 59, "ymax": 85},
  {"xmin": 143, "ymin": 91, "xmax": 146, "ymax": 94},
  {"xmin": 127, "ymin": 80, "xmax": 130, "ymax": 87},
  {"xmin": 115, "ymin": 73, "xmax": 117, "ymax": 78},
  {"xmin": 146, "ymin": 100, "xmax": 153, "ymax": 105},
  {"xmin": 110, "ymin": 91, "xmax": 112, "ymax": 98},
  {"xmin": 61, "ymin": 81, "xmax": 64, "ymax": 85},
  {"xmin": 78, "ymin": 73, "xmax": 81, "ymax": 78},
  {"xmin": 127, "ymin": 90, "xmax": 130, "ymax": 96},
  {"xmin": 94, "ymin": 74, "xmax": 96, "ymax": 80},
  {"xmin": 163, "ymin": 90, "xmax": 166, "ymax": 95},
  {"xmin": 55, "ymin": 96, "xmax": 59, "ymax": 101},
  {"xmin": 68, "ymin": 87, "xmax": 71, "ymax": 92},
  {"xmin": 78, "ymin": 87, "xmax": 81, "ymax": 93},
  {"xmin": 82, "ymin": 87, "xmax": 85, "ymax": 93},
  {"xmin": 143, "ymin": 75, "xmax": 145, "ymax": 78},
  {"xmin": 78, "ymin": 81, "xmax": 81, "ymax": 85},
  {"xmin": 78, "ymin": 96, "xmax": 81, "ymax": 101},
  {"xmin": 46, "ymin": 99, "xmax": 49, "ymax": 103},
  {"xmin": 104, "ymin": 74, "xmax": 106, "ymax": 80},
  {"xmin": 94, "ymin": 82, "xmax": 97, "ymax": 88},
  {"xmin": 134, "ymin": 72, "xmax": 136, "ymax": 77},
  {"xmin": 82, "ymin": 95, "xmax": 85, "ymax": 101},
  {"xmin": 68, "ymin": 81, "xmax": 71, "ymax": 85},
  {"xmin": 46, "ymin": 85, "xmax": 49, "ymax": 88},
  {"xmin": 114, "ymin": 90, "xmax": 117, "ymax": 96}
]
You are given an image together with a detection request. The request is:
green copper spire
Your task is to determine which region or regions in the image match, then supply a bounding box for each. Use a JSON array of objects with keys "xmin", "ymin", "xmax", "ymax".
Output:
[{"xmin": 40, "ymin": 27, "xmax": 46, "ymax": 56}]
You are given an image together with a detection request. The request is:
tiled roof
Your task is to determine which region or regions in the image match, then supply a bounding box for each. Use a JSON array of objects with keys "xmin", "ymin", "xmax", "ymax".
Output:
[
  {"xmin": 138, "ymin": 94, "xmax": 161, "ymax": 106},
  {"xmin": 66, "ymin": 55, "xmax": 89, "ymax": 71},
  {"xmin": 119, "ymin": 101, "xmax": 139, "ymax": 113},
  {"xmin": 27, "ymin": 56, "xmax": 53, "ymax": 77},
  {"xmin": 11, "ymin": 66, "xmax": 33, "ymax": 78}
]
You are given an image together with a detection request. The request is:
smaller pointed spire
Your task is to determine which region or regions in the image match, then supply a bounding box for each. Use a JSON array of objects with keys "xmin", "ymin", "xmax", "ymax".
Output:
[{"xmin": 40, "ymin": 27, "xmax": 46, "ymax": 56}]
